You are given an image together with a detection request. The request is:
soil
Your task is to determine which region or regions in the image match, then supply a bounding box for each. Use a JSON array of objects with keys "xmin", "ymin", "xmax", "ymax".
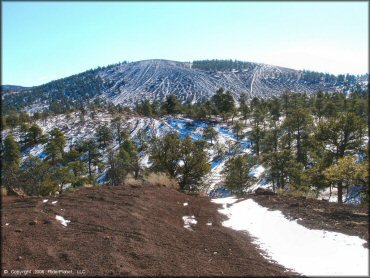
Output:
[
  {"xmin": 2, "ymin": 184, "xmax": 298, "ymax": 277},
  {"xmin": 248, "ymin": 192, "xmax": 369, "ymax": 247}
]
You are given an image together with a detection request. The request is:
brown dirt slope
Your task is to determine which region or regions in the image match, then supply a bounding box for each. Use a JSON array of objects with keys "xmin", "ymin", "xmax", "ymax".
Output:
[{"xmin": 2, "ymin": 184, "xmax": 297, "ymax": 277}]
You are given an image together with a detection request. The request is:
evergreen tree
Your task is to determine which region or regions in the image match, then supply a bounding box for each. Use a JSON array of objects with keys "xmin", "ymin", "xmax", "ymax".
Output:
[
  {"xmin": 150, "ymin": 133, "xmax": 181, "ymax": 177},
  {"xmin": 178, "ymin": 135, "xmax": 211, "ymax": 190},
  {"xmin": 2, "ymin": 135, "xmax": 21, "ymax": 191},
  {"xmin": 96, "ymin": 124, "xmax": 113, "ymax": 148},
  {"xmin": 120, "ymin": 137, "xmax": 140, "ymax": 179},
  {"xmin": 5, "ymin": 112, "xmax": 19, "ymax": 130},
  {"xmin": 203, "ymin": 125, "xmax": 218, "ymax": 144},
  {"xmin": 282, "ymin": 108, "xmax": 313, "ymax": 165},
  {"xmin": 77, "ymin": 139, "xmax": 102, "ymax": 183},
  {"xmin": 324, "ymin": 156, "xmax": 368, "ymax": 203},
  {"xmin": 161, "ymin": 95, "xmax": 182, "ymax": 114},
  {"xmin": 44, "ymin": 128, "xmax": 66, "ymax": 164},
  {"xmin": 25, "ymin": 123, "xmax": 45, "ymax": 147},
  {"xmin": 3, "ymin": 135, "xmax": 21, "ymax": 168},
  {"xmin": 239, "ymin": 93, "xmax": 250, "ymax": 124},
  {"xmin": 222, "ymin": 154, "xmax": 255, "ymax": 194},
  {"xmin": 18, "ymin": 156, "xmax": 58, "ymax": 195},
  {"xmin": 233, "ymin": 121, "xmax": 244, "ymax": 140}
]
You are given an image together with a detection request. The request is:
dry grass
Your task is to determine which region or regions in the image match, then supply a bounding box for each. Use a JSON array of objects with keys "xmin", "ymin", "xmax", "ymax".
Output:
[
  {"xmin": 276, "ymin": 188, "xmax": 317, "ymax": 199},
  {"xmin": 1, "ymin": 187, "xmax": 8, "ymax": 197},
  {"xmin": 124, "ymin": 177, "xmax": 144, "ymax": 188},
  {"xmin": 144, "ymin": 172, "xmax": 179, "ymax": 190}
]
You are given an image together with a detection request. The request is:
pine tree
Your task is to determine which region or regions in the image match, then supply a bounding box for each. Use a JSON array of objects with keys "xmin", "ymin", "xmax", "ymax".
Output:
[
  {"xmin": 178, "ymin": 135, "xmax": 211, "ymax": 190},
  {"xmin": 150, "ymin": 133, "xmax": 181, "ymax": 177},
  {"xmin": 282, "ymin": 108, "xmax": 313, "ymax": 165},
  {"xmin": 3, "ymin": 135, "xmax": 21, "ymax": 168},
  {"xmin": 120, "ymin": 137, "xmax": 140, "ymax": 179},
  {"xmin": 45, "ymin": 128, "xmax": 66, "ymax": 164},
  {"xmin": 203, "ymin": 125, "xmax": 218, "ymax": 144},
  {"xmin": 25, "ymin": 123, "xmax": 45, "ymax": 147},
  {"xmin": 222, "ymin": 154, "xmax": 255, "ymax": 194},
  {"xmin": 77, "ymin": 139, "xmax": 102, "ymax": 184},
  {"xmin": 162, "ymin": 95, "xmax": 182, "ymax": 114},
  {"xmin": 96, "ymin": 124, "xmax": 113, "ymax": 148},
  {"xmin": 324, "ymin": 156, "xmax": 368, "ymax": 203},
  {"xmin": 233, "ymin": 121, "xmax": 244, "ymax": 140},
  {"xmin": 239, "ymin": 93, "xmax": 250, "ymax": 124}
]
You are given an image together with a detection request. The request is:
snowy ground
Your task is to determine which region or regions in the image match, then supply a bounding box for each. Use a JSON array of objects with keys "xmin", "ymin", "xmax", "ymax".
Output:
[
  {"xmin": 213, "ymin": 197, "xmax": 369, "ymax": 276},
  {"xmin": 3, "ymin": 112, "xmax": 363, "ymax": 203}
]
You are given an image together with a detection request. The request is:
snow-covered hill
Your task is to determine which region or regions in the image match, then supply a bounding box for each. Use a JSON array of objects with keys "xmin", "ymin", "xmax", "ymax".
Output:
[
  {"xmin": 97, "ymin": 59, "xmax": 362, "ymax": 105},
  {"xmin": 3, "ymin": 59, "xmax": 367, "ymax": 113}
]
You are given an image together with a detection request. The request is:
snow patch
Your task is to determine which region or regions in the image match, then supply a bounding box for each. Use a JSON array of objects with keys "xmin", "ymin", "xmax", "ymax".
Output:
[
  {"xmin": 214, "ymin": 197, "xmax": 368, "ymax": 276},
  {"xmin": 43, "ymin": 199, "xmax": 48, "ymax": 203},
  {"xmin": 249, "ymin": 164, "xmax": 265, "ymax": 178},
  {"xmin": 182, "ymin": 215, "xmax": 197, "ymax": 231},
  {"xmin": 183, "ymin": 202, "xmax": 188, "ymax": 206},
  {"xmin": 55, "ymin": 215, "xmax": 71, "ymax": 227},
  {"xmin": 52, "ymin": 201, "xmax": 58, "ymax": 204}
]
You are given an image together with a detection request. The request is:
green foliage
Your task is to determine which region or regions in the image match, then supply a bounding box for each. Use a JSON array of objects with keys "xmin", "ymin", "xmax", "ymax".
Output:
[
  {"xmin": 324, "ymin": 156, "xmax": 368, "ymax": 203},
  {"xmin": 95, "ymin": 124, "xmax": 113, "ymax": 148},
  {"xmin": 18, "ymin": 157, "xmax": 59, "ymax": 196},
  {"xmin": 150, "ymin": 133, "xmax": 210, "ymax": 190},
  {"xmin": 222, "ymin": 154, "xmax": 255, "ymax": 194},
  {"xmin": 45, "ymin": 128, "xmax": 66, "ymax": 164},
  {"xmin": 316, "ymin": 112, "xmax": 366, "ymax": 159},
  {"xmin": 77, "ymin": 139, "xmax": 102, "ymax": 183},
  {"xmin": 161, "ymin": 95, "xmax": 182, "ymax": 114},
  {"xmin": 2, "ymin": 135, "xmax": 21, "ymax": 191},
  {"xmin": 192, "ymin": 59, "xmax": 255, "ymax": 71},
  {"xmin": 203, "ymin": 125, "xmax": 218, "ymax": 144},
  {"xmin": 106, "ymin": 136, "xmax": 140, "ymax": 186},
  {"xmin": 211, "ymin": 88, "xmax": 236, "ymax": 121},
  {"xmin": 178, "ymin": 135, "xmax": 211, "ymax": 190},
  {"xmin": 3, "ymin": 135, "xmax": 21, "ymax": 168},
  {"xmin": 232, "ymin": 121, "xmax": 244, "ymax": 140},
  {"xmin": 24, "ymin": 123, "xmax": 46, "ymax": 147}
]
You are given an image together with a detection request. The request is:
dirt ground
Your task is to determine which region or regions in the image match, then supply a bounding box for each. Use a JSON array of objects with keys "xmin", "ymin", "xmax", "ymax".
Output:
[
  {"xmin": 2, "ymin": 184, "xmax": 298, "ymax": 277},
  {"xmin": 249, "ymin": 191, "xmax": 368, "ymax": 247}
]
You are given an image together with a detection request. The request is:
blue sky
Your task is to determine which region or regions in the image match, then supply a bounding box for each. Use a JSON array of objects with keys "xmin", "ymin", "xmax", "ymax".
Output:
[{"xmin": 2, "ymin": 1, "xmax": 368, "ymax": 86}]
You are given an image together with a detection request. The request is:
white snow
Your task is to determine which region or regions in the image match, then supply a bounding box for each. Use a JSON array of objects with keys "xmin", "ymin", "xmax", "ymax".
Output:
[
  {"xmin": 249, "ymin": 164, "xmax": 265, "ymax": 178},
  {"xmin": 43, "ymin": 199, "xmax": 48, "ymax": 203},
  {"xmin": 5, "ymin": 223, "xmax": 9, "ymax": 226},
  {"xmin": 55, "ymin": 215, "xmax": 71, "ymax": 227},
  {"xmin": 213, "ymin": 197, "xmax": 369, "ymax": 276},
  {"xmin": 183, "ymin": 202, "xmax": 188, "ymax": 206},
  {"xmin": 51, "ymin": 201, "xmax": 58, "ymax": 204},
  {"xmin": 182, "ymin": 215, "xmax": 197, "ymax": 231}
]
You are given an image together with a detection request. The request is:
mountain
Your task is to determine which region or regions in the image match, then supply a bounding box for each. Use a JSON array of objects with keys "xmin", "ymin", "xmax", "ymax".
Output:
[{"xmin": 2, "ymin": 59, "xmax": 367, "ymax": 113}]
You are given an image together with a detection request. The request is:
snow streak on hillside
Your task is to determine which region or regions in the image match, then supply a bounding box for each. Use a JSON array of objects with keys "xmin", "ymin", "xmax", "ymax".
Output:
[{"xmin": 97, "ymin": 59, "xmax": 344, "ymax": 106}]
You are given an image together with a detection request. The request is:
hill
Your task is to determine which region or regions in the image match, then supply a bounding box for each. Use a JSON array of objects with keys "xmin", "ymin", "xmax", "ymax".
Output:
[{"xmin": 2, "ymin": 59, "xmax": 367, "ymax": 113}]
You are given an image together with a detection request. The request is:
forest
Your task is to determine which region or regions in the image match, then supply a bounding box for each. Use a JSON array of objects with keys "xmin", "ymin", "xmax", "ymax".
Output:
[{"xmin": 1, "ymin": 88, "xmax": 368, "ymax": 204}]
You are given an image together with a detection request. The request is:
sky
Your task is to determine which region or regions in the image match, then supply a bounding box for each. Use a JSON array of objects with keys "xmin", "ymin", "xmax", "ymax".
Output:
[{"xmin": 2, "ymin": 1, "xmax": 368, "ymax": 87}]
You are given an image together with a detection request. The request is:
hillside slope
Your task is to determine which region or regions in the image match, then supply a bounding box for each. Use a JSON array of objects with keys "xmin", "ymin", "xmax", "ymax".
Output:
[
  {"xmin": 3, "ymin": 59, "xmax": 367, "ymax": 113},
  {"xmin": 2, "ymin": 184, "xmax": 294, "ymax": 276}
]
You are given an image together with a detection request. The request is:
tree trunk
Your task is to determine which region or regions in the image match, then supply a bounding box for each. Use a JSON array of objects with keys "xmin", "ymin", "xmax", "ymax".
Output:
[{"xmin": 337, "ymin": 182, "xmax": 343, "ymax": 204}]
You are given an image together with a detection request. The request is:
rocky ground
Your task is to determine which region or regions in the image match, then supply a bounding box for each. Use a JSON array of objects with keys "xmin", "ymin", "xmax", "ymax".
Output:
[{"xmin": 2, "ymin": 184, "xmax": 368, "ymax": 277}]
